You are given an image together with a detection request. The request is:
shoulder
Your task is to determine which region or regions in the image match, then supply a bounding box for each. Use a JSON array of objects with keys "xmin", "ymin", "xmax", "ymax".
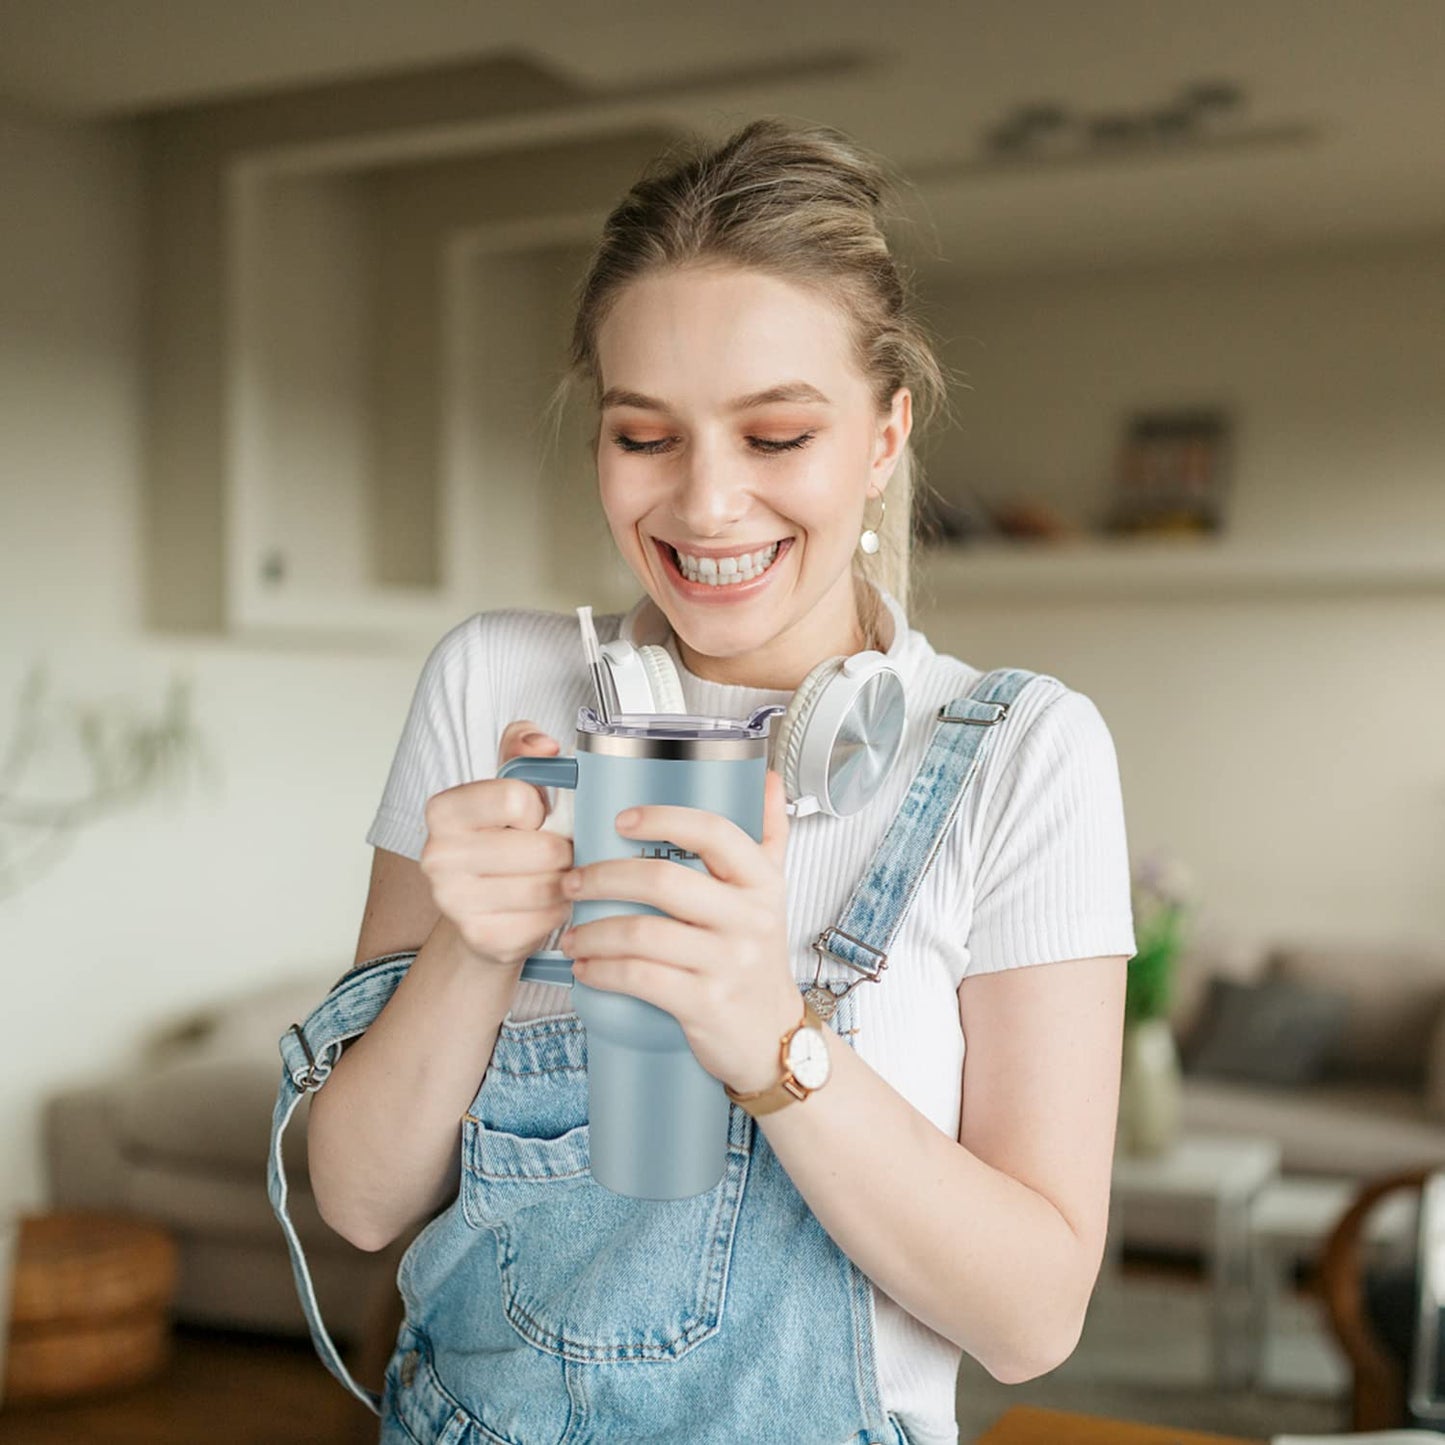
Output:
[
  {"xmin": 422, "ymin": 606, "xmax": 591, "ymax": 676},
  {"xmin": 419, "ymin": 605, "xmax": 633, "ymax": 727},
  {"xmin": 908, "ymin": 640, "xmax": 1081, "ymax": 750},
  {"xmin": 916, "ymin": 645, "xmax": 1119, "ymax": 798}
]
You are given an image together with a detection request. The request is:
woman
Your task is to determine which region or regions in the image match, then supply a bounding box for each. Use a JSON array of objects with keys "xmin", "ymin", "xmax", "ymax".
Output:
[{"xmin": 285, "ymin": 118, "xmax": 1136, "ymax": 1445}]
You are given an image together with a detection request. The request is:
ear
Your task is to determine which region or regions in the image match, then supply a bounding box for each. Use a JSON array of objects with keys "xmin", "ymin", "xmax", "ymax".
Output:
[{"xmin": 871, "ymin": 385, "xmax": 913, "ymax": 490}]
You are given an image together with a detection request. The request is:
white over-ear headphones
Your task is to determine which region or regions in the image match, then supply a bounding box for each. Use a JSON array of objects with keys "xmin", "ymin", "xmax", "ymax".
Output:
[{"xmin": 597, "ymin": 622, "xmax": 908, "ymax": 819}]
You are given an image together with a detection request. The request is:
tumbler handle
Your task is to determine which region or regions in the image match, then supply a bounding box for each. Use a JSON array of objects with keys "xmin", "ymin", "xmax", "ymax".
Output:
[{"xmin": 496, "ymin": 754, "xmax": 579, "ymax": 987}]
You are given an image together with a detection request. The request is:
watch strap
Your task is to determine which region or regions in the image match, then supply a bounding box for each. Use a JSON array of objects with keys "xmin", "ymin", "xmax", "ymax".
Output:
[{"xmin": 725, "ymin": 1000, "xmax": 828, "ymax": 1115}]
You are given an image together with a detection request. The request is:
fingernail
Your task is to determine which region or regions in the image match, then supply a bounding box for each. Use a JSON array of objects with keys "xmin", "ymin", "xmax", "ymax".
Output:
[{"xmin": 616, "ymin": 808, "xmax": 640, "ymax": 829}]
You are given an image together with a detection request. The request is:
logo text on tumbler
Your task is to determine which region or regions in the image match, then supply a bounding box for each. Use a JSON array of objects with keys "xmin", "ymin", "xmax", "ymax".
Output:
[{"xmin": 639, "ymin": 843, "xmax": 700, "ymax": 862}]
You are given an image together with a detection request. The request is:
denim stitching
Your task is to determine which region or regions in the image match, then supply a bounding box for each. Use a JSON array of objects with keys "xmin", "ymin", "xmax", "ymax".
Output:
[{"xmin": 475, "ymin": 1143, "xmax": 752, "ymax": 1363}]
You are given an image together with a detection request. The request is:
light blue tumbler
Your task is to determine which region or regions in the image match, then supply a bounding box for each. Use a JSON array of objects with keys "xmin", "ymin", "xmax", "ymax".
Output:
[{"xmin": 497, "ymin": 702, "xmax": 783, "ymax": 1201}]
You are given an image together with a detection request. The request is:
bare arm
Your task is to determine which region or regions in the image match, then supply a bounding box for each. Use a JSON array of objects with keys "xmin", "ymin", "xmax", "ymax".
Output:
[
  {"xmin": 306, "ymin": 906, "xmax": 526, "ymax": 1251},
  {"xmin": 306, "ymin": 721, "xmax": 571, "ymax": 1252},
  {"xmin": 749, "ymin": 952, "xmax": 1128, "ymax": 1384}
]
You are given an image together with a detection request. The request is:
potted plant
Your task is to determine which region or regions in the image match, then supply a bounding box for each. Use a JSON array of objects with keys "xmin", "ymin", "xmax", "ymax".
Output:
[
  {"xmin": 1118, "ymin": 852, "xmax": 1196, "ymax": 1157},
  {"xmin": 0, "ymin": 661, "xmax": 215, "ymax": 900}
]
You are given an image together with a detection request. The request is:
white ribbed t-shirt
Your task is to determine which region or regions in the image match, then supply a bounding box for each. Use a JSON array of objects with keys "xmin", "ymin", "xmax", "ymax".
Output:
[{"xmin": 364, "ymin": 586, "xmax": 1136, "ymax": 1445}]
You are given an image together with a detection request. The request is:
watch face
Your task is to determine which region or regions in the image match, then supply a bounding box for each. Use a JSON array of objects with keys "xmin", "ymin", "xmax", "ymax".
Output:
[{"xmin": 786, "ymin": 1024, "xmax": 831, "ymax": 1090}]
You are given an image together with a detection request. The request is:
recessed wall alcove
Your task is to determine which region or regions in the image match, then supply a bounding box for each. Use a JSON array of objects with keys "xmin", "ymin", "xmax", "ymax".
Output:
[{"xmin": 139, "ymin": 57, "xmax": 684, "ymax": 644}]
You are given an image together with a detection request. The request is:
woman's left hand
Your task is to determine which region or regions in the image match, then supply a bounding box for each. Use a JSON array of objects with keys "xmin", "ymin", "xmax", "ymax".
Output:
[{"xmin": 557, "ymin": 769, "xmax": 803, "ymax": 1095}]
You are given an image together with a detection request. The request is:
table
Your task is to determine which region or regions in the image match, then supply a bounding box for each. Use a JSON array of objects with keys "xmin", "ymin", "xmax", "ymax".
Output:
[
  {"xmin": 1106, "ymin": 1133, "xmax": 1282, "ymax": 1390},
  {"xmin": 1248, "ymin": 1172, "xmax": 1418, "ymax": 1392},
  {"xmin": 977, "ymin": 1404, "xmax": 1262, "ymax": 1443}
]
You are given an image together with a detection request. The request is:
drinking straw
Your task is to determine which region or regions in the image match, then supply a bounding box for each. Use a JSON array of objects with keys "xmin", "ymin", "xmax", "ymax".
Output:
[{"xmin": 575, "ymin": 605, "xmax": 614, "ymax": 723}]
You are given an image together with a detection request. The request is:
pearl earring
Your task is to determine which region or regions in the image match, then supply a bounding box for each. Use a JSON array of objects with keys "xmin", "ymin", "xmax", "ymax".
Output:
[{"xmin": 858, "ymin": 494, "xmax": 885, "ymax": 555}]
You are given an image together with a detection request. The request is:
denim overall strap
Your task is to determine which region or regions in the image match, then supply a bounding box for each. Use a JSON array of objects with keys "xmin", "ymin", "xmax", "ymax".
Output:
[
  {"xmin": 268, "ymin": 951, "xmax": 418, "ymax": 1416},
  {"xmin": 810, "ymin": 667, "xmax": 1052, "ymax": 1035}
]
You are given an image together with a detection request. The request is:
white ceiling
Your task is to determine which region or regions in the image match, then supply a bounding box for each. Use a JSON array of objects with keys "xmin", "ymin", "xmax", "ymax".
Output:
[{"xmin": 2, "ymin": 0, "xmax": 1443, "ymax": 278}]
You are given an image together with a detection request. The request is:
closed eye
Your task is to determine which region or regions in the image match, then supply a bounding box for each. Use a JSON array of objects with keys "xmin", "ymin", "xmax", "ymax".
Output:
[{"xmin": 610, "ymin": 432, "xmax": 816, "ymax": 456}]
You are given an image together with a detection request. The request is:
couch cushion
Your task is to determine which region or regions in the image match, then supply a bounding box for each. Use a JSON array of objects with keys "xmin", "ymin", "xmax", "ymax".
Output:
[
  {"xmin": 118, "ymin": 1055, "xmax": 312, "ymax": 1177},
  {"xmin": 1182, "ymin": 974, "xmax": 1350, "ymax": 1086},
  {"xmin": 1270, "ymin": 941, "xmax": 1445, "ymax": 1087},
  {"xmin": 1181, "ymin": 1075, "xmax": 1445, "ymax": 1179},
  {"xmin": 1167, "ymin": 929, "xmax": 1272, "ymax": 1051}
]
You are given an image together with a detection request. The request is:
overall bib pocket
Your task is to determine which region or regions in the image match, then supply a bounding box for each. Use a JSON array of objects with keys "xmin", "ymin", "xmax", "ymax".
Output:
[{"xmin": 459, "ymin": 1016, "xmax": 751, "ymax": 1364}]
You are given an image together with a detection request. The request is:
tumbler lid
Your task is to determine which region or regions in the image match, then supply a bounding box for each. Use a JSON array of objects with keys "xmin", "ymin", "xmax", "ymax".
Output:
[
  {"xmin": 575, "ymin": 704, "xmax": 784, "ymax": 760},
  {"xmin": 578, "ymin": 703, "xmax": 782, "ymax": 741}
]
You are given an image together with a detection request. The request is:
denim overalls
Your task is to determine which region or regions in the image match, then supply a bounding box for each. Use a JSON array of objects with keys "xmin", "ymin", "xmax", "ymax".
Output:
[{"xmin": 268, "ymin": 666, "xmax": 1049, "ymax": 1445}]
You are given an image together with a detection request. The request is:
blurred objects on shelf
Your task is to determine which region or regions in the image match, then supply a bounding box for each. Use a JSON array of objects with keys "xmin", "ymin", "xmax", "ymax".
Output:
[
  {"xmin": 1106, "ymin": 408, "xmax": 1233, "ymax": 538},
  {"xmin": 917, "ymin": 485, "xmax": 1088, "ymax": 545},
  {"xmin": 987, "ymin": 495, "xmax": 1088, "ymax": 542},
  {"xmin": 914, "ymin": 485, "xmax": 1002, "ymax": 545}
]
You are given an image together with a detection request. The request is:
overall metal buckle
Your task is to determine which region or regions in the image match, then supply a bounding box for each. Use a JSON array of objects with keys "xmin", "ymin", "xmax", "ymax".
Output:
[
  {"xmin": 288, "ymin": 1023, "xmax": 327, "ymax": 1092},
  {"xmin": 937, "ymin": 699, "xmax": 1011, "ymax": 725},
  {"xmin": 812, "ymin": 925, "xmax": 889, "ymax": 980}
]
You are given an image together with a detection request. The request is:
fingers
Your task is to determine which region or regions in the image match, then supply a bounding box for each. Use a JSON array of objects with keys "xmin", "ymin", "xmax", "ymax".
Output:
[
  {"xmin": 564, "ymin": 855, "xmax": 744, "ymax": 932},
  {"xmin": 496, "ymin": 718, "xmax": 563, "ymax": 825},
  {"xmin": 415, "ymin": 718, "xmax": 578, "ymax": 968},
  {"xmin": 453, "ymin": 905, "xmax": 575, "ymax": 970},
  {"xmin": 614, "ymin": 804, "xmax": 773, "ymax": 888},
  {"xmin": 429, "ymin": 868, "xmax": 571, "ymax": 923},
  {"xmin": 423, "ymin": 719, "xmax": 564, "ymax": 837},
  {"xmin": 758, "ymin": 769, "xmax": 790, "ymax": 871},
  {"xmin": 421, "ymin": 824, "xmax": 571, "ymax": 881},
  {"xmin": 497, "ymin": 718, "xmax": 560, "ymax": 769},
  {"xmin": 425, "ymin": 777, "xmax": 551, "ymax": 837},
  {"xmin": 562, "ymin": 912, "xmax": 709, "ymax": 975}
]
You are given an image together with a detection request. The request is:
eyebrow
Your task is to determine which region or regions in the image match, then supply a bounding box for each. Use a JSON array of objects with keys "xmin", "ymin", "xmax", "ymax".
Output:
[{"xmin": 598, "ymin": 381, "xmax": 834, "ymax": 413}]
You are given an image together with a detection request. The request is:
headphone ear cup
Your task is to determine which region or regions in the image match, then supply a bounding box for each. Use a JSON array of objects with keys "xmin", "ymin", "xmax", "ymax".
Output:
[
  {"xmin": 772, "ymin": 656, "xmax": 844, "ymax": 803},
  {"xmin": 601, "ymin": 639, "xmax": 687, "ymax": 714},
  {"xmin": 637, "ymin": 644, "xmax": 686, "ymax": 713}
]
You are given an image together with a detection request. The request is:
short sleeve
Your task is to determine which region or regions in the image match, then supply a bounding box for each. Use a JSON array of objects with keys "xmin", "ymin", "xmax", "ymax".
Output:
[
  {"xmin": 364, "ymin": 615, "xmax": 490, "ymax": 861},
  {"xmin": 964, "ymin": 685, "xmax": 1137, "ymax": 979}
]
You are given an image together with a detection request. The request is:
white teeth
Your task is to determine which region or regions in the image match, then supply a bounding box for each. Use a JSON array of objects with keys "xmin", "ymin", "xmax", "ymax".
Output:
[{"xmin": 672, "ymin": 541, "xmax": 780, "ymax": 587}]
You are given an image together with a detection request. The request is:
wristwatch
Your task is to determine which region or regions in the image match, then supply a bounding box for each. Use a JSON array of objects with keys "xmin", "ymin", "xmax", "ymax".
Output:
[{"xmin": 724, "ymin": 999, "xmax": 832, "ymax": 1116}]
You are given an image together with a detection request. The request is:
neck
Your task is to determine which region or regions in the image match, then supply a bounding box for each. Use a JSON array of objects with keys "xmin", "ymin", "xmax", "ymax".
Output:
[{"xmin": 672, "ymin": 573, "xmax": 885, "ymax": 691}]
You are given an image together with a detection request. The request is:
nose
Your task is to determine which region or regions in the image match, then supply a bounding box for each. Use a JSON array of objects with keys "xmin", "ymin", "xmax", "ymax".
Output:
[{"xmin": 670, "ymin": 436, "xmax": 750, "ymax": 538}]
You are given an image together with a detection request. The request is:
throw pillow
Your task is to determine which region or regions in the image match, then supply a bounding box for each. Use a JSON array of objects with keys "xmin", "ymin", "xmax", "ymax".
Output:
[
  {"xmin": 1270, "ymin": 942, "xmax": 1445, "ymax": 1087},
  {"xmin": 1181, "ymin": 974, "xmax": 1351, "ymax": 1087}
]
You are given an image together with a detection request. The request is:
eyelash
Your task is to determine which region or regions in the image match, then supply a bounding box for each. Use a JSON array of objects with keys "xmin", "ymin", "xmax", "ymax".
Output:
[{"xmin": 610, "ymin": 431, "xmax": 816, "ymax": 456}]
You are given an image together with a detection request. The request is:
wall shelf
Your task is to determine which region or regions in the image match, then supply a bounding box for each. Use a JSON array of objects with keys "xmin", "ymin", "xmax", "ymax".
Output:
[{"xmin": 914, "ymin": 536, "xmax": 1445, "ymax": 602}]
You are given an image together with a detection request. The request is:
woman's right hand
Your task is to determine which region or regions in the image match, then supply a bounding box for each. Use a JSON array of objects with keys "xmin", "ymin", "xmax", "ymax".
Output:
[{"xmin": 419, "ymin": 720, "xmax": 573, "ymax": 967}]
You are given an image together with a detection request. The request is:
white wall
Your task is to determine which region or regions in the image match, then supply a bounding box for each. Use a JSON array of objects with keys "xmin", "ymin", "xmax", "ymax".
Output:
[
  {"xmin": 912, "ymin": 236, "xmax": 1445, "ymax": 952},
  {"xmin": 0, "ymin": 114, "xmax": 427, "ymax": 1206}
]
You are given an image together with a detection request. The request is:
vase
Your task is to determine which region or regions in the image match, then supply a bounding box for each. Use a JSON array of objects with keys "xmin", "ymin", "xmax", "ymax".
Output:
[{"xmin": 1118, "ymin": 1016, "xmax": 1183, "ymax": 1157}]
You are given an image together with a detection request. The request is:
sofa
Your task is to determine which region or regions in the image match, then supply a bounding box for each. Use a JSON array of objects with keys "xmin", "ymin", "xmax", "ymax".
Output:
[
  {"xmin": 42, "ymin": 966, "xmax": 397, "ymax": 1343},
  {"xmin": 1123, "ymin": 927, "xmax": 1445, "ymax": 1254},
  {"xmin": 42, "ymin": 930, "xmax": 1445, "ymax": 1336}
]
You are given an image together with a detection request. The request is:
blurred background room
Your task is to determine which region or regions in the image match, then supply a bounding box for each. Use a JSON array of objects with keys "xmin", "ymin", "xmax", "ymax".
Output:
[{"xmin": 1, "ymin": 2, "xmax": 1443, "ymax": 1442}]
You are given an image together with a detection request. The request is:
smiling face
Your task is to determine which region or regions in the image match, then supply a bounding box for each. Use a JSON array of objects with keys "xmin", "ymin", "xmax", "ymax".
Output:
[{"xmin": 593, "ymin": 264, "xmax": 911, "ymax": 689}]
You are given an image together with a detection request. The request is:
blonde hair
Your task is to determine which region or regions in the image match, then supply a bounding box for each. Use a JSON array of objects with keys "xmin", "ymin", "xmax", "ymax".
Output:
[{"xmin": 545, "ymin": 117, "xmax": 951, "ymax": 646}]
